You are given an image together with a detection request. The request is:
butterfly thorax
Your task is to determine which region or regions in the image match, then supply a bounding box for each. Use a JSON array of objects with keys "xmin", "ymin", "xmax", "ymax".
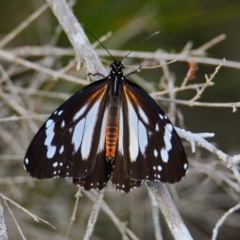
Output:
[{"xmin": 109, "ymin": 61, "xmax": 124, "ymax": 96}]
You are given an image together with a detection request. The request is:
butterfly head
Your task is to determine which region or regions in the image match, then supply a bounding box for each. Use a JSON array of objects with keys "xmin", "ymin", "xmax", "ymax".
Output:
[{"xmin": 109, "ymin": 61, "xmax": 124, "ymax": 78}]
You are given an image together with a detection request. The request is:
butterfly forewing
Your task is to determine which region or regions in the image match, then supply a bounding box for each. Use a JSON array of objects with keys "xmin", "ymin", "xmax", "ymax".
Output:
[
  {"xmin": 120, "ymin": 79, "xmax": 188, "ymax": 183},
  {"xmin": 24, "ymin": 79, "xmax": 109, "ymax": 180}
]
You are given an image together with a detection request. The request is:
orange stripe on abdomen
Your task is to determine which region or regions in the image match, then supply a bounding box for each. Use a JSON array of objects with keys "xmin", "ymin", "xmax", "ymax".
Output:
[{"xmin": 105, "ymin": 115, "xmax": 119, "ymax": 160}]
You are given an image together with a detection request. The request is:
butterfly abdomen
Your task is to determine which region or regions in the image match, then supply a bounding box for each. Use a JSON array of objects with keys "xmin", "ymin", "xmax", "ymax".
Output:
[{"xmin": 105, "ymin": 106, "xmax": 119, "ymax": 160}]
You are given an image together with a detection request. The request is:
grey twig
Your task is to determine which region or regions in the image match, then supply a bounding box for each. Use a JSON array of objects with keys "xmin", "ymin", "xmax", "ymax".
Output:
[
  {"xmin": 0, "ymin": 205, "xmax": 8, "ymax": 240},
  {"xmin": 148, "ymin": 182, "xmax": 193, "ymax": 240},
  {"xmin": 46, "ymin": 0, "xmax": 107, "ymax": 78},
  {"xmin": 83, "ymin": 190, "xmax": 105, "ymax": 240}
]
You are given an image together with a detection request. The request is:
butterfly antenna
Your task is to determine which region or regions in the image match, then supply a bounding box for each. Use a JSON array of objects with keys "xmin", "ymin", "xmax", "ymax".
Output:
[
  {"xmin": 81, "ymin": 25, "xmax": 116, "ymax": 62},
  {"xmin": 121, "ymin": 31, "xmax": 160, "ymax": 63}
]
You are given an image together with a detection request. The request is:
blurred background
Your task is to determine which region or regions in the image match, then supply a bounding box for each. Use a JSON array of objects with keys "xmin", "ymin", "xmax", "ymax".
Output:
[{"xmin": 0, "ymin": 0, "xmax": 240, "ymax": 239}]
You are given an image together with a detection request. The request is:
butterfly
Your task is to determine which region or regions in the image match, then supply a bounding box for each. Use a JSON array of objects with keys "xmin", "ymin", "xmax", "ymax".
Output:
[{"xmin": 24, "ymin": 60, "xmax": 188, "ymax": 193}]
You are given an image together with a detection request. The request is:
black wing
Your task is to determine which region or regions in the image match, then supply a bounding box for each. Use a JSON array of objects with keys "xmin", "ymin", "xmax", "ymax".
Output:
[
  {"xmin": 24, "ymin": 79, "xmax": 111, "ymax": 190},
  {"xmin": 112, "ymin": 79, "xmax": 188, "ymax": 192}
]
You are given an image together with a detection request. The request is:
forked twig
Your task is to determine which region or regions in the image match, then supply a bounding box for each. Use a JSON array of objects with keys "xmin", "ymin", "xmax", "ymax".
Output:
[
  {"xmin": 212, "ymin": 202, "xmax": 240, "ymax": 240},
  {"xmin": 66, "ymin": 187, "xmax": 82, "ymax": 238},
  {"xmin": 0, "ymin": 194, "xmax": 55, "ymax": 229},
  {"xmin": 175, "ymin": 127, "xmax": 240, "ymax": 185}
]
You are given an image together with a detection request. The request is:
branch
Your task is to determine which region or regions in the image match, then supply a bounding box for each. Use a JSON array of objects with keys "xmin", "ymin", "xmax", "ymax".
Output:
[
  {"xmin": 212, "ymin": 202, "xmax": 240, "ymax": 240},
  {"xmin": 96, "ymin": 49, "xmax": 240, "ymax": 70},
  {"xmin": 0, "ymin": 49, "xmax": 87, "ymax": 85},
  {"xmin": 175, "ymin": 127, "xmax": 240, "ymax": 186},
  {"xmin": 84, "ymin": 190, "xmax": 139, "ymax": 240},
  {"xmin": 46, "ymin": 0, "xmax": 107, "ymax": 77},
  {"xmin": 154, "ymin": 96, "xmax": 240, "ymax": 112},
  {"xmin": 10, "ymin": 45, "xmax": 240, "ymax": 70},
  {"xmin": 0, "ymin": 205, "xmax": 8, "ymax": 240},
  {"xmin": 0, "ymin": 194, "xmax": 54, "ymax": 229},
  {"xmin": 146, "ymin": 185, "xmax": 163, "ymax": 240},
  {"xmin": 147, "ymin": 182, "xmax": 193, "ymax": 240},
  {"xmin": 190, "ymin": 60, "xmax": 224, "ymax": 102},
  {"xmin": 66, "ymin": 188, "xmax": 81, "ymax": 238},
  {"xmin": 83, "ymin": 190, "xmax": 105, "ymax": 240},
  {"xmin": 0, "ymin": 4, "xmax": 49, "ymax": 48}
]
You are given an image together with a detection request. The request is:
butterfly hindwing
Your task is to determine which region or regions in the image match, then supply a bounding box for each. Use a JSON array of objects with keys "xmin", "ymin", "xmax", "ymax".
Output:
[
  {"xmin": 72, "ymin": 151, "xmax": 112, "ymax": 190},
  {"xmin": 111, "ymin": 151, "xmax": 142, "ymax": 192},
  {"xmin": 24, "ymin": 79, "xmax": 109, "ymax": 180}
]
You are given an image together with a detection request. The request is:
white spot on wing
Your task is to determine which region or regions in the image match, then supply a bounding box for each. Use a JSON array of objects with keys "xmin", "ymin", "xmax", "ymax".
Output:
[
  {"xmin": 53, "ymin": 162, "xmax": 58, "ymax": 167},
  {"xmin": 58, "ymin": 110, "xmax": 63, "ymax": 115},
  {"xmin": 154, "ymin": 149, "xmax": 158, "ymax": 157},
  {"xmin": 98, "ymin": 107, "xmax": 109, "ymax": 152},
  {"xmin": 160, "ymin": 123, "xmax": 173, "ymax": 163},
  {"xmin": 72, "ymin": 118, "xmax": 85, "ymax": 152},
  {"xmin": 47, "ymin": 146, "xmax": 56, "ymax": 158},
  {"xmin": 138, "ymin": 106, "xmax": 149, "ymax": 124},
  {"xmin": 81, "ymin": 100, "xmax": 100, "ymax": 159},
  {"xmin": 118, "ymin": 107, "xmax": 124, "ymax": 154},
  {"xmin": 138, "ymin": 121, "xmax": 148, "ymax": 155},
  {"xmin": 25, "ymin": 158, "xmax": 29, "ymax": 165},
  {"xmin": 44, "ymin": 119, "xmax": 57, "ymax": 159},
  {"xmin": 61, "ymin": 120, "xmax": 65, "ymax": 128},
  {"xmin": 161, "ymin": 149, "xmax": 168, "ymax": 162},
  {"xmin": 166, "ymin": 123, "xmax": 173, "ymax": 132},
  {"xmin": 46, "ymin": 119, "xmax": 53, "ymax": 128},
  {"xmin": 73, "ymin": 105, "xmax": 88, "ymax": 121},
  {"xmin": 164, "ymin": 124, "xmax": 173, "ymax": 150},
  {"xmin": 128, "ymin": 101, "xmax": 139, "ymax": 161},
  {"xmin": 59, "ymin": 145, "xmax": 64, "ymax": 154},
  {"xmin": 184, "ymin": 163, "xmax": 188, "ymax": 170},
  {"xmin": 155, "ymin": 124, "xmax": 159, "ymax": 131}
]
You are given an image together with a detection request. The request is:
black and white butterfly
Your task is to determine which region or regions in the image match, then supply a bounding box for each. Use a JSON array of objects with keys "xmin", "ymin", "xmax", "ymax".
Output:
[{"xmin": 24, "ymin": 60, "xmax": 188, "ymax": 193}]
